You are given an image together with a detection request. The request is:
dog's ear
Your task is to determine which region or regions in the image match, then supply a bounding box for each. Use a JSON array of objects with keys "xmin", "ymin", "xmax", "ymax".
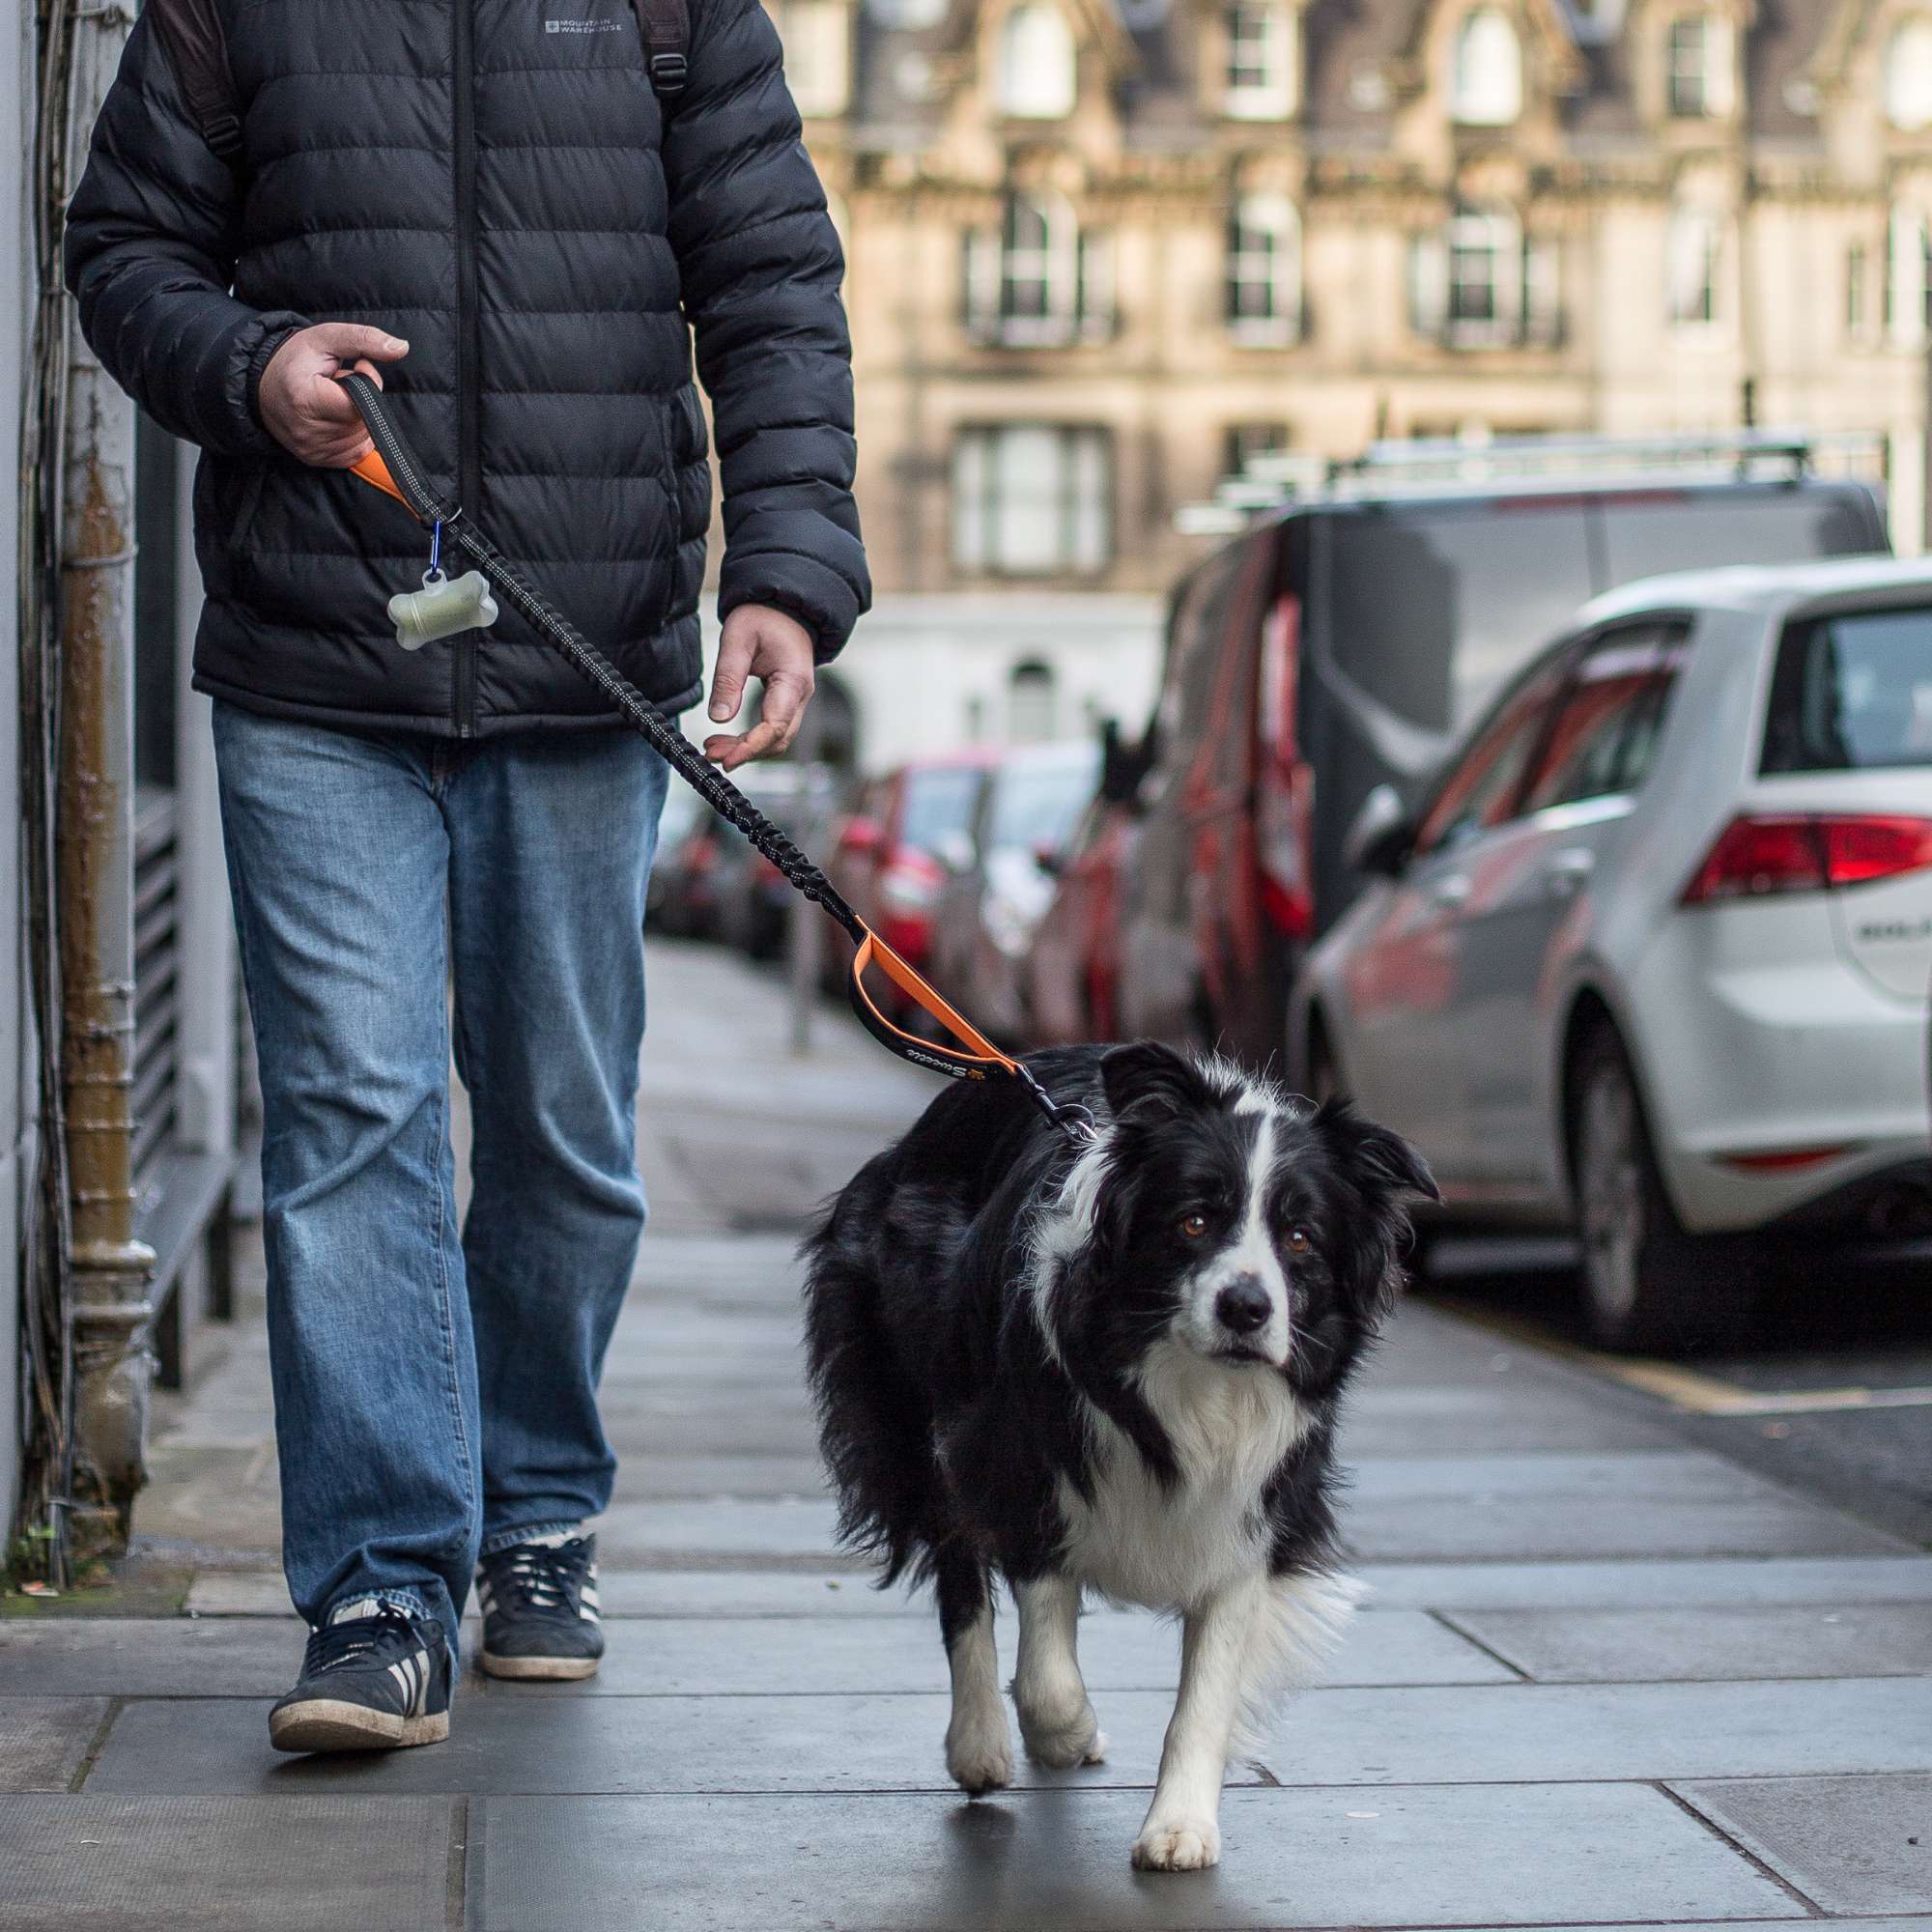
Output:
[
  {"xmin": 1314, "ymin": 1097, "xmax": 1439, "ymax": 1204},
  {"xmin": 1099, "ymin": 1041, "xmax": 1215, "ymax": 1124}
]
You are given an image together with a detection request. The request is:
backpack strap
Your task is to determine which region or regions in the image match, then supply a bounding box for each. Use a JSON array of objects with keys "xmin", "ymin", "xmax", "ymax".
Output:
[
  {"xmin": 632, "ymin": 0, "xmax": 690, "ymax": 99},
  {"xmin": 145, "ymin": 0, "xmax": 244, "ymax": 165}
]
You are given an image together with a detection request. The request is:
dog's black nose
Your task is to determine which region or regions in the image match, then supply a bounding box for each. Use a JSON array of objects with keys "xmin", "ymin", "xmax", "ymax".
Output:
[{"xmin": 1214, "ymin": 1276, "xmax": 1272, "ymax": 1334}]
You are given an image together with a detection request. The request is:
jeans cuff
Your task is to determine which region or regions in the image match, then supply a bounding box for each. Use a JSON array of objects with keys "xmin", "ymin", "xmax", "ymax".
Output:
[
  {"xmin": 316, "ymin": 1588, "xmax": 437, "ymax": 1633},
  {"xmin": 478, "ymin": 1518, "xmax": 586, "ymax": 1559}
]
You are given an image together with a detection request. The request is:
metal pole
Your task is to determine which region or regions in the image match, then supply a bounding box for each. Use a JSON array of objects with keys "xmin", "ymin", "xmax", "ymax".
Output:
[{"xmin": 57, "ymin": 0, "xmax": 156, "ymax": 1558}]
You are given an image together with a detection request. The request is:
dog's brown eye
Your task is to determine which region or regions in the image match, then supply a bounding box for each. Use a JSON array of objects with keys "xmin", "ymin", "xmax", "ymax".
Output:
[
  {"xmin": 1286, "ymin": 1227, "xmax": 1313, "ymax": 1255},
  {"xmin": 1179, "ymin": 1211, "xmax": 1209, "ymax": 1238}
]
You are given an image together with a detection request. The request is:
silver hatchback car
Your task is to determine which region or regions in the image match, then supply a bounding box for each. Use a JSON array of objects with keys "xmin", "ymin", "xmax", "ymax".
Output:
[{"xmin": 1293, "ymin": 556, "xmax": 1932, "ymax": 1350}]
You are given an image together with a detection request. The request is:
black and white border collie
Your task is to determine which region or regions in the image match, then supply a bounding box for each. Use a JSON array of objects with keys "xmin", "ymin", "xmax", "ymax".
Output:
[{"xmin": 803, "ymin": 1039, "xmax": 1436, "ymax": 1872}]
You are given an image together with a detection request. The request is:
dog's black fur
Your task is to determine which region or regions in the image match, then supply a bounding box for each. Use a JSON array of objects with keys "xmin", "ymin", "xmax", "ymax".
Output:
[{"xmin": 801, "ymin": 1040, "xmax": 1435, "ymax": 1659}]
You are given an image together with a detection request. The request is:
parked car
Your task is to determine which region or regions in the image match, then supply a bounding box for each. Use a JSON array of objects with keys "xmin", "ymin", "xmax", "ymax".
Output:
[
  {"xmin": 1292, "ymin": 555, "xmax": 1932, "ymax": 1350},
  {"xmin": 1023, "ymin": 725, "xmax": 1153, "ymax": 1048},
  {"xmin": 1117, "ymin": 448, "xmax": 1889, "ymax": 1069},
  {"xmin": 820, "ymin": 753, "xmax": 997, "ymax": 1009},
  {"xmin": 651, "ymin": 783, "xmax": 726, "ymax": 938},
  {"xmin": 929, "ymin": 740, "xmax": 1102, "ymax": 1044},
  {"xmin": 716, "ymin": 764, "xmax": 845, "ymax": 962}
]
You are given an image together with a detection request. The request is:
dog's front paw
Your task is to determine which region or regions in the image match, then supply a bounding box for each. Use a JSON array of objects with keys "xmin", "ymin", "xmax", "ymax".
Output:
[
  {"xmin": 1130, "ymin": 1815, "xmax": 1222, "ymax": 1872},
  {"xmin": 1017, "ymin": 1697, "xmax": 1108, "ymax": 1770},
  {"xmin": 945, "ymin": 1713, "xmax": 1013, "ymax": 1796}
]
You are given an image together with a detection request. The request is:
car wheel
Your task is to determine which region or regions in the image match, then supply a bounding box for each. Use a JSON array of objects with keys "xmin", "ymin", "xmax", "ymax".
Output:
[{"xmin": 1571, "ymin": 1027, "xmax": 1742, "ymax": 1352}]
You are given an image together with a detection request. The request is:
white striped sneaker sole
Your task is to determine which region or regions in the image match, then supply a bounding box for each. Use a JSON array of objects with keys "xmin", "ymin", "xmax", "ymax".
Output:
[
  {"xmin": 269, "ymin": 1697, "xmax": 449, "ymax": 1753},
  {"xmin": 478, "ymin": 1650, "xmax": 601, "ymax": 1681}
]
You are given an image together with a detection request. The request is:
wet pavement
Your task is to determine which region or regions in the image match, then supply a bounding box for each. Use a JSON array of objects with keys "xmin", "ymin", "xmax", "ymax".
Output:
[{"xmin": 2, "ymin": 940, "xmax": 1928, "ymax": 1930}]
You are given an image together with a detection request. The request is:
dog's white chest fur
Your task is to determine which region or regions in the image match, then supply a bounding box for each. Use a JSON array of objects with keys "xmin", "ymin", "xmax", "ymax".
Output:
[{"xmin": 1057, "ymin": 1342, "xmax": 1310, "ymax": 1611}]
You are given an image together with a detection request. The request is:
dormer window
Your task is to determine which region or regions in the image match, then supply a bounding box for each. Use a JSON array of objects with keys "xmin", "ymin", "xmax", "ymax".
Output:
[
  {"xmin": 997, "ymin": 5, "xmax": 1077, "ymax": 118},
  {"xmin": 1888, "ymin": 17, "xmax": 1932, "ymax": 129},
  {"xmin": 1666, "ymin": 15, "xmax": 1733, "ymax": 119},
  {"xmin": 1224, "ymin": 1, "xmax": 1296, "ymax": 118},
  {"xmin": 1451, "ymin": 10, "xmax": 1522, "ymax": 126}
]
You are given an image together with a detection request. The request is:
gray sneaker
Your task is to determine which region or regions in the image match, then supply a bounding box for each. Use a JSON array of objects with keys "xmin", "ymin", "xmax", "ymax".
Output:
[{"xmin": 475, "ymin": 1532, "xmax": 605, "ymax": 1681}]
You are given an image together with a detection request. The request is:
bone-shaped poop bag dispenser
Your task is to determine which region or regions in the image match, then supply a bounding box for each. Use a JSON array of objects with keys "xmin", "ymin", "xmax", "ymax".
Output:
[{"xmin": 388, "ymin": 569, "xmax": 498, "ymax": 651}]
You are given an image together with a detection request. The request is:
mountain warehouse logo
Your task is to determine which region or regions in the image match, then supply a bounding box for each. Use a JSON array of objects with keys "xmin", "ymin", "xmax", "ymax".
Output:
[{"xmin": 545, "ymin": 16, "xmax": 626, "ymax": 30}]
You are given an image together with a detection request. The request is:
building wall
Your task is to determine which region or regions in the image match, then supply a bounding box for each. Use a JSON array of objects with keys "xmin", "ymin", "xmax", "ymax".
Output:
[
  {"xmin": 775, "ymin": 0, "xmax": 1929, "ymax": 711},
  {"xmin": 3, "ymin": 0, "xmax": 29, "ymax": 1534}
]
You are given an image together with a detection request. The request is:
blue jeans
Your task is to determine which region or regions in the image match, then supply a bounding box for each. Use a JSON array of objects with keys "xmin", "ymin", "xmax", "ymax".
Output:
[{"xmin": 213, "ymin": 700, "xmax": 670, "ymax": 1657}]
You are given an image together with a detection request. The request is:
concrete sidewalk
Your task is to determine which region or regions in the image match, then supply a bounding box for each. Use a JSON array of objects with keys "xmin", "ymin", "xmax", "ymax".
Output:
[{"xmin": 4, "ymin": 940, "xmax": 1930, "ymax": 1930}]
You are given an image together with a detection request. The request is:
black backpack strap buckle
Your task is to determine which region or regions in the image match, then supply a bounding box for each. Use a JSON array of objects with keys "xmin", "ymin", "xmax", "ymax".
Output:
[{"xmin": 647, "ymin": 49, "xmax": 688, "ymax": 97}]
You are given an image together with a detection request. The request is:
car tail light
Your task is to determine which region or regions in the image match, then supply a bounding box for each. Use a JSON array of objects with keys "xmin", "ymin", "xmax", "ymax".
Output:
[
  {"xmin": 1718, "ymin": 1145, "xmax": 1856, "ymax": 1172},
  {"xmin": 877, "ymin": 850, "xmax": 943, "ymax": 915},
  {"xmin": 1257, "ymin": 595, "xmax": 1315, "ymax": 940},
  {"xmin": 1681, "ymin": 813, "xmax": 1932, "ymax": 904}
]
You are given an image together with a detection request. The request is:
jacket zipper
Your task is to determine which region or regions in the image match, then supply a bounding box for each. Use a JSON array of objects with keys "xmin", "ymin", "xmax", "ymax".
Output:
[{"xmin": 451, "ymin": 0, "xmax": 481, "ymax": 738}]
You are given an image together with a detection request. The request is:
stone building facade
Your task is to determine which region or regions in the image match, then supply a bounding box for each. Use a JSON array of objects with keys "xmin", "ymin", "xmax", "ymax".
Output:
[{"xmin": 753, "ymin": 0, "xmax": 1925, "ymax": 760}]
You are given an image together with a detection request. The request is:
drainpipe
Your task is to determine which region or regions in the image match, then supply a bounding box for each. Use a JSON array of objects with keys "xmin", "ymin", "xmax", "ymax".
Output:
[{"xmin": 57, "ymin": 0, "xmax": 155, "ymax": 1559}]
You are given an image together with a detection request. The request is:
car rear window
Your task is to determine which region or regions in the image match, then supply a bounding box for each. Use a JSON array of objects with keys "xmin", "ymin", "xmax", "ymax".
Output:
[
  {"xmin": 1321, "ymin": 485, "xmax": 1879, "ymax": 741},
  {"xmin": 986, "ymin": 755, "xmax": 1099, "ymax": 852},
  {"xmin": 898, "ymin": 767, "xmax": 984, "ymax": 849},
  {"xmin": 1762, "ymin": 606, "xmax": 1932, "ymax": 773}
]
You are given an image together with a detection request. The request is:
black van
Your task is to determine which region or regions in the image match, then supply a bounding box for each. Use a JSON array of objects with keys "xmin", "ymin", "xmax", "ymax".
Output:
[{"xmin": 1114, "ymin": 455, "xmax": 1889, "ymax": 1068}]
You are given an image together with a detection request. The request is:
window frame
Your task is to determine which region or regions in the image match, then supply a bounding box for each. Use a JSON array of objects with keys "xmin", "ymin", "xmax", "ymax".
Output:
[
  {"xmin": 996, "ymin": 5, "xmax": 1078, "ymax": 119},
  {"xmin": 1224, "ymin": 0, "xmax": 1296, "ymax": 117},
  {"xmin": 951, "ymin": 422, "xmax": 1115, "ymax": 580},
  {"xmin": 1226, "ymin": 193, "xmax": 1302, "ymax": 344},
  {"xmin": 1888, "ymin": 15, "xmax": 1932, "ymax": 130}
]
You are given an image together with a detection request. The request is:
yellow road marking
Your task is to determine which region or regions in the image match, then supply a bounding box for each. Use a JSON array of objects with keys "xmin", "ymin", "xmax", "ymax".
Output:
[{"xmin": 1429, "ymin": 1296, "xmax": 1932, "ymax": 1417}]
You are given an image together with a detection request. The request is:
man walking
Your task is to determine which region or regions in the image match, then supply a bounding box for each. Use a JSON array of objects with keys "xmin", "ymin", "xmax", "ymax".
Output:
[{"xmin": 65, "ymin": 0, "xmax": 867, "ymax": 1751}]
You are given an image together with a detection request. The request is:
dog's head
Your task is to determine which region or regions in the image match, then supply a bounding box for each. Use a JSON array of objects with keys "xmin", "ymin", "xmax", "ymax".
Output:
[{"xmin": 1040, "ymin": 1042, "xmax": 1437, "ymax": 1401}]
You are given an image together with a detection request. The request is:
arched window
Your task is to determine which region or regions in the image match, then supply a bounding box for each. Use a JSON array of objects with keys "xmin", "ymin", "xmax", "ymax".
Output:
[
  {"xmin": 997, "ymin": 6, "xmax": 1077, "ymax": 119},
  {"xmin": 1666, "ymin": 206, "xmax": 1723, "ymax": 327},
  {"xmin": 1447, "ymin": 205, "xmax": 1521, "ymax": 337},
  {"xmin": 1009, "ymin": 660, "xmax": 1059, "ymax": 742},
  {"xmin": 1888, "ymin": 17, "xmax": 1932, "ymax": 129},
  {"xmin": 1451, "ymin": 9, "xmax": 1522, "ymax": 125},
  {"xmin": 963, "ymin": 193, "xmax": 1112, "ymax": 346},
  {"xmin": 1226, "ymin": 195, "xmax": 1302, "ymax": 341}
]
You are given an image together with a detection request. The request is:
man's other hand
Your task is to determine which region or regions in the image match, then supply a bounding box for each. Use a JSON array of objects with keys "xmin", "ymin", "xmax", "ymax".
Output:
[
  {"xmin": 704, "ymin": 605, "xmax": 816, "ymax": 770},
  {"xmin": 259, "ymin": 323, "xmax": 411, "ymax": 467}
]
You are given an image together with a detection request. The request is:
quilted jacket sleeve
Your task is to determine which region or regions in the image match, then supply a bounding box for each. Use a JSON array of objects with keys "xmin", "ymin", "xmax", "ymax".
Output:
[
  {"xmin": 662, "ymin": 0, "xmax": 870, "ymax": 663},
  {"xmin": 63, "ymin": 14, "xmax": 310, "ymax": 457}
]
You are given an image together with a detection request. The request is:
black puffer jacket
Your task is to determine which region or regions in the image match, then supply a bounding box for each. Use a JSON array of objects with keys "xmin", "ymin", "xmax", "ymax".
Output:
[{"xmin": 64, "ymin": 0, "xmax": 868, "ymax": 735}]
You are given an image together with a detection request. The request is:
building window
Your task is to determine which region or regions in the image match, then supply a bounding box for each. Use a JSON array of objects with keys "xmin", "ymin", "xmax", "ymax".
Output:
[
  {"xmin": 1848, "ymin": 242, "xmax": 1872, "ymax": 343},
  {"xmin": 1009, "ymin": 659, "xmax": 1059, "ymax": 741},
  {"xmin": 952, "ymin": 425, "xmax": 1112, "ymax": 576},
  {"xmin": 1888, "ymin": 206, "xmax": 1932, "ymax": 348},
  {"xmin": 1409, "ymin": 213, "xmax": 1557, "ymax": 347},
  {"xmin": 997, "ymin": 5, "xmax": 1076, "ymax": 118},
  {"xmin": 1665, "ymin": 15, "xmax": 1732, "ymax": 118},
  {"xmin": 1225, "ymin": 422, "xmax": 1292, "ymax": 474},
  {"xmin": 1667, "ymin": 207, "xmax": 1721, "ymax": 327},
  {"xmin": 1451, "ymin": 9, "xmax": 1521, "ymax": 126},
  {"xmin": 1226, "ymin": 195, "xmax": 1302, "ymax": 343},
  {"xmin": 1224, "ymin": 0, "xmax": 1295, "ymax": 117},
  {"xmin": 963, "ymin": 195, "xmax": 1113, "ymax": 346},
  {"xmin": 1888, "ymin": 17, "xmax": 1932, "ymax": 129},
  {"xmin": 776, "ymin": 0, "xmax": 850, "ymax": 117}
]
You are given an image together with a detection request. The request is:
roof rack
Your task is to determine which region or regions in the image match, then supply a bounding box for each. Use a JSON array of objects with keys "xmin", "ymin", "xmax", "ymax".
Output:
[{"xmin": 1175, "ymin": 427, "xmax": 1886, "ymax": 535}]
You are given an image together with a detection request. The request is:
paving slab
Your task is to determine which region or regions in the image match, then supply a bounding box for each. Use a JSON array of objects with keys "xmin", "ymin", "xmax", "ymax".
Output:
[
  {"xmin": 0, "ymin": 1794, "xmax": 454, "ymax": 1930},
  {"xmin": 1446, "ymin": 1605, "xmax": 1932, "ymax": 1682},
  {"xmin": 465, "ymin": 1608, "xmax": 1511, "ymax": 1696},
  {"xmin": 86, "ymin": 1690, "xmax": 1266, "ymax": 1797},
  {"xmin": 591, "ymin": 1497, "xmax": 844, "ymax": 1563},
  {"xmin": 1346, "ymin": 1450, "xmax": 1782, "ymax": 1501},
  {"xmin": 1670, "ymin": 1773, "xmax": 1932, "ymax": 1915},
  {"xmin": 1335, "ymin": 1385, "xmax": 1679, "ymax": 1457},
  {"xmin": 0, "ymin": 1698, "xmax": 109, "ymax": 1792},
  {"xmin": 0, "ymin": 1621, "xmax": 301, "ymax": 1697},
  {"xmin": 1354, "ymin": 1555, "xmax": 1932, "ymax": 1610},
  {"xmin": 1344, "ymin": 1491, "xmax": 1904, "ymax": 1561},
  {"xmin": 468, "ymin": 1781, "xmax": 1795, "ymax": 1930},
  {"xmin": 84, "ymin": 1674, "xmax": 1932, "ymax": 1797}
]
